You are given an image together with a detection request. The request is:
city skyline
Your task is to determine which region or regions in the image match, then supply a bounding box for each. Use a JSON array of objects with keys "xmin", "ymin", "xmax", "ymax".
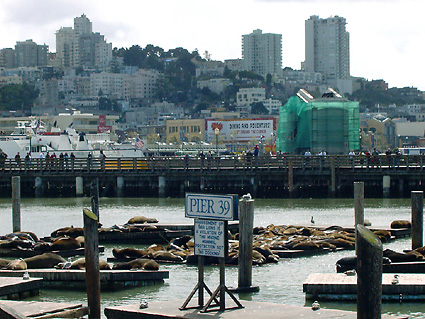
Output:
[{"xmin": 0, "ymin": 0, "xmax": 424, "ymax": 90}]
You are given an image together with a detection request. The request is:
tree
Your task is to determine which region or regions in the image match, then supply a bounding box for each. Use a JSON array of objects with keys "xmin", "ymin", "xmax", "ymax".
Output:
[
  {"xmin": 251, "ymin": 102, "xmax": 268, "ymax": 115},
  {"xmin": 0, "ymin": 83, "xmax": 39, "ymax": 111}
]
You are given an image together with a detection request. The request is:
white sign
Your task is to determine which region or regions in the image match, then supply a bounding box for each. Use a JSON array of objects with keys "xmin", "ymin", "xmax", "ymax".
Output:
[
  {"xmin": 194, "ymin": 219, "xmax": 226, "ymax": 258},
  {"xmin": 206, "ymin": 118, "xmax": 275, "ymax": 142},
  {"xmin": 185, "ymin": 193, "xmax": 236, "ymax": 220}
]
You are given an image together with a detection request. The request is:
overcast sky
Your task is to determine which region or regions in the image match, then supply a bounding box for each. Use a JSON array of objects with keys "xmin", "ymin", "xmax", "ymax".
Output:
[{"xmin": 0, "ymin": 0, "xmax": 424, "ymax": 90}]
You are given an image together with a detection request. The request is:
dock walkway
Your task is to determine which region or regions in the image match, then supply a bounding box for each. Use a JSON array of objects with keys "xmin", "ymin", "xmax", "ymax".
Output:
[
  {"xmin": 104, "ymin": 300, "xmax": 404, "ymax": 319},
  {"xmin": 304, "ymin": 273, "xmax": 425, "ymax": 300}
]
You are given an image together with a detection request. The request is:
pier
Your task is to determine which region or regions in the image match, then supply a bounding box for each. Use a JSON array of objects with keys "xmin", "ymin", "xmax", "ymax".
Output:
[
  {"xmin": 0, "ymin": 269, "xmax": 169, "ymax": 290},
  {"xmin": 303, "ymin": 273, "xmax": 425, "ymax": 301},
  {"xmin": 104, "ymin": 300, "xmax": 404, "ymax": 319},
  {"xmin": 0, "ymin": 155, "xmax": 425, "ymax": 198}
]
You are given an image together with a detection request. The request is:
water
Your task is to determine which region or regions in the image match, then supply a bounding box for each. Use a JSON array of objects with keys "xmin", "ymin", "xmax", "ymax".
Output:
[{"xmin": 0, "ymin": 197, "xmax": 423, "ymax": 318}]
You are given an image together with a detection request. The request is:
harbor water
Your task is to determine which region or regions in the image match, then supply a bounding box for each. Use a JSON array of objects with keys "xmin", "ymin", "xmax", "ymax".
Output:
[{"xmin": 0, "ymin": 197, "xmax": 424, "ymax": 318}]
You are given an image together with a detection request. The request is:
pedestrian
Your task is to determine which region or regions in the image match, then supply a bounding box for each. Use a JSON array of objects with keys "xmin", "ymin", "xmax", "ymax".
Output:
[
  {"xmin": 15, "ymin": 152, "xmax": 21, "ymax": 168},
  {"xmin": 99, "ymin": 150, "xmax": 106, "ymax": 169}
]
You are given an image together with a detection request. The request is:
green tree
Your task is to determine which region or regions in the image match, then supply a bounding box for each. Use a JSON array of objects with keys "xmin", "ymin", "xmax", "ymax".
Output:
[
  {"xmin": 0, "ymin": 83, "xmax": 39, "ymax": 111},
  {"xmin": 251, "ymin": 102, "xmax": 268, "ymax": 115}
]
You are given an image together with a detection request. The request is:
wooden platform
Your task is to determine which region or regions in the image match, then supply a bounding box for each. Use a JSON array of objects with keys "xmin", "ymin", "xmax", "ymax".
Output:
[
  {"xmin": 272, "ymin": 247, "xmax": 343, "ymax": 258},
  {"xmin": 304, "ymin": 273, "xmax": 425, "ymax": 300},
  {"xmin": 104, "ymin": 300, "xmax": 404, "ymax": 319},
  {"xmin": 0, "ymin": 277, "xmax": 43, "ymax": 300},
  {"xmin": 0, "ymin": 269, "xmax": 168, "ymax": 291},
  {"xmin": 107, "ymin": 257, "xmax": 185, "ymax": 264},
  {"xmin": 0, "ymin": 246, "xmax": 104, "ymax": 258},
  {"xmin": 384, "ymin": 261, "xmax": 425, "ymax": 273},
  {"xmin": 0, "ymin": 300, "xmax": 88, "ymax": 318}
]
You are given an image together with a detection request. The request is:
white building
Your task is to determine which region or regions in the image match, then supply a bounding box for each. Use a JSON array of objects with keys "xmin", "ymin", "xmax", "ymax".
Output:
[
  {"xmin": 197, "ymin": 78, "xmax": 231, "ymax": 95},
  {"xmin": 262, "ymin": 98, "xmax": 282, "ymax": 115},
  {"xmin": 236, "ymin": 87, "xmax": 266, "ymax": 115},
  {"xmin": 242, "ymin": 29, "xmax": 282, "ymax": 77},
  {"xmin": 304, "ymin": 15, "xmax": 350, "ymax": 81}
]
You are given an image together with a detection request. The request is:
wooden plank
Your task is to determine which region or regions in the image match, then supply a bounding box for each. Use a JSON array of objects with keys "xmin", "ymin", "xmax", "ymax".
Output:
[
  {"xmin": 0, "ymin": 301, "xmax": 88, "ymax": 318},
  {"xmin": 0, "ymin": 247, "xmax": 104, "ymax": 258}
]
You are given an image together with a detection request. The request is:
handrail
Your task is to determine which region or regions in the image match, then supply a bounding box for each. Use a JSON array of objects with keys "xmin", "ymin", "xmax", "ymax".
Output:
[{"xmin": 0, "ymin": 154, "xmax": 422, "ymax": 173}]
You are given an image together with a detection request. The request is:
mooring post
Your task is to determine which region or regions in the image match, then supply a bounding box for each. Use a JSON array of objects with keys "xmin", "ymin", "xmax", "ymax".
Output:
[
  {"xmin": 411, "ymin": 191, "xmax": 424, "ymax": 250},
  {"xmin": 288, "ymin": 159, "xmax": 294, "ymax": 197},
  {"xmin": 12, "ymin": 176, "xmax": 21, "ymax": 233},
  {"xmin": 329, "ymin": 157, "xmax": 336, "ymax": 196},
  {"xmin": 356, "ymin": 224, "xmax": 383, "ymax": 319},
  {"xmin": 76, "ymin": 176, "xmax": 84, "ymax": 196},
  {"xmin": 237, "ymin": 195, "xmax": 256, "ymax": 291},
  {"xmin": 91, "ymin": 179, "xmax": 99, "ymax": 219},
  {"xmin": 383, "ymin": 175, "xmax": 391, "ymax": 198},
  {"xmin": 83, "ymin": 192, "xmax": 100, "ymax": 319},
  {"xmin": 354, "ymin": 182, "xmax": 364, "ymax": 255}
]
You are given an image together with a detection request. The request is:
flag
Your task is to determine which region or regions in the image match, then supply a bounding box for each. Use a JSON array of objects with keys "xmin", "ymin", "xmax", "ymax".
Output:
[{"xmin": 135, "ymin": 138, "xmax": 144, "ymax": 150}]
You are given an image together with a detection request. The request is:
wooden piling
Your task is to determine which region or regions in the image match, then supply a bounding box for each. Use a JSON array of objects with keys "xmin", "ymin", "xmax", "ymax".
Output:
[
  {"xmin": 83, "ymin": 205, "xmax": 100, "ymax": 319},
  {"xmin": 12, "ymin": 176, "xmax": 21, "ymax": 233},
  {"xmin": 354, "ymin": 182, "xmax": 364, "ymax": 256},
  {"xmin": 411, "ymin": 191, "xmax": 424, "ymax": 250},
  {"xmin": 238, "ymin": 196, "xmax": 255, "ymax": 290},
  {"xmin": 356, "ymin": 224, "xmax": 383, "ymax": 319},
  {"xmin": 288, "ymin": 160, "xmax": 294, "ymax": 196}
]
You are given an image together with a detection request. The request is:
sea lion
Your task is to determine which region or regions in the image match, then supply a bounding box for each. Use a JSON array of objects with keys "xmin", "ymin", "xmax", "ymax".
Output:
[
  {"xmin": 56, "ymin": 257, "xmax": 111, "ymax": 270},
  {"xmin": 384, "ymin": 248, "xmax": 422, "ymax": 262},
  {"xmin": 50, "ymin": 237, "xmax": 81, "ymax": 251},
  {"xmin": 5, "ymin": 258, "xmax": 27, "ymax": 270},
  {"xmin": 51, "ymin": 226, "xmax": 85, "ymax": 238},
  {"xmin": 24, "ymin": 253, "xmax": 66, "ymax": 269},
  {"xmin": 390, "ymin": 220, "xmax": 411, "ymax": 229},
  {"xmin": 336, "ymin": 256, "xmax": 391, "ymax": 273},
  {"xmin": 373, "ymin": 230, "xmax": 392, "ymax": 242},
  {"xmin": 292, "ymin": 241, "xmax": 321, "ymax": 250},
  {"xmin": 0, "ymin": 258, "xmax": 11, "ymax": 268},
  {"xmin": 254, "ymin": 246, "xmax": 279, "ymax": 263},
  {"xmin": 112, "ymin": 258, "xmax": 159, "ymax": 271},
  {"xmin": 126, "ymin": 216, "xmax": 158, "ymax": 224},
  {"xmin": 151, "ymin": 251, "xmax": 184, "ymax": 262},
  {"xmin": 169, "ymin": 235, "xmax": 192, "ymax": 250},
  {"xmin": 112, "ymin": 247, "xmax": 148, "ymax": 259}
]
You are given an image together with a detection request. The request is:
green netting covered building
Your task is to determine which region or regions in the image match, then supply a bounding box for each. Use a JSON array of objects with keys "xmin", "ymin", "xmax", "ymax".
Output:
[{"xmin": 277, "ymin": 89, "xmax": 360, "ymax": 154}]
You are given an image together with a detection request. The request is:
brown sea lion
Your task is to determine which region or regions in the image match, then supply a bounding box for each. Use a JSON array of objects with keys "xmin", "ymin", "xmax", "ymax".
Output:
[
  {"xmin": 373, "ymin": 230, "xmax": 392, "ymax": 242},
  {"xmin": 50, "ymin": 237, "xmax": 81, "ymax": 251},
  {"xmin": 112, "ymin": 247, "xmax": 148, "ymax": 259},
  {"xmin": 292, "ymin": 241, "xmax": 321, "ymax": 251},
  {"xmin": 151, "ymin": 251, "xmax": 184, "ymax": 262},
  {"xmin": 113, "ymin": 258, "xmax": 159, "ymax": 271},
  {"xmin": 390, "ymin": 220, "xmax": 411, "ymax": 229},
  {"xmin": 24, "ymin": 253, "xmax": 66, "ymax": 269},
  {"xmin": 384, "ymin": 249, "xmax": 422, "ymax": 262},
  {"xmin": 56, "ymin": 257, "xmax": 111, "ymax": 270},
  {"xmin": 0, "ymin": 258, "xmax": 11, "ymax": 268},
  {"xmin": 5, "ymin": 258, "xmax": 27, "ymax": 270},
  {"xmin": 51, "ymin": 226, "xmax": 85, "ymax": 238},
  {"xmin": 126, "ymin": 216, "xmax": 158, "ymax": 224}
]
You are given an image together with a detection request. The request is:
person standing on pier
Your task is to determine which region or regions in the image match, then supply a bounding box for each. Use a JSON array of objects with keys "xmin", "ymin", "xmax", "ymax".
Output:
[
  {"xmin": 99, "ymin": 150, "xmax": 106, "ymax": 169},
  {"xmin": 14, "ymin": 152, "xmax": 21, "ymax": 169}
]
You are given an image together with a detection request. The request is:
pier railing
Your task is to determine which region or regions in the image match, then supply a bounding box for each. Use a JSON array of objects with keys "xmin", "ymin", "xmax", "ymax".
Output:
[{"xmin": 0, "ymin": 154, "xmax": 423, "ymax": 173}]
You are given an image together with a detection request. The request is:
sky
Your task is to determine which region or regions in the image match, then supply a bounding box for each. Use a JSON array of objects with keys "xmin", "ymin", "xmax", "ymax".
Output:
[{"xmin": 0, "ymin": 0, "xmax": 424, "ymax": 90}]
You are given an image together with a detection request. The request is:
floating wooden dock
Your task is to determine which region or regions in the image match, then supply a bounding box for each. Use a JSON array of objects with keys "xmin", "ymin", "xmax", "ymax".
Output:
[
  {"xmin": 384, "ymin": 261, "xmax": 425, "ymax": 273},
  {"xmin": 0, "ymin": 277, "xmax": 43, "ymax": 300},
  {"xmin": 0, "ymin": 300, "xmax": 88, "ymax": 318},
  {"xmin": 104, "ymin": 300, "xmax": 404, "ymax": 319},
  {"xmin": 304, "ymin": 273, "xmax": 425, "ymax": 300},
  {"xmin": 0, "ymin": 246, "xmax": 104, "ymax": 258},
  {"xmin": 0, "ymin": 269, "xmax": 168, "ymax": 290}
]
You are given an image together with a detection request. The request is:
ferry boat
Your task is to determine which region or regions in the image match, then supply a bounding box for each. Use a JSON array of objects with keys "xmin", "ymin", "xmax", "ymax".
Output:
[{"xmin": 0, "ymin": 119, "xmax": 145, "ymax": 158}]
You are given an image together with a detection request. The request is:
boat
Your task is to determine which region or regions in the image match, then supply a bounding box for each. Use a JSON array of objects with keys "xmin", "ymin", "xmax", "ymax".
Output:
[{"xmin": 0, "ymin": 119, "xmax": 145, "ymax": 158}]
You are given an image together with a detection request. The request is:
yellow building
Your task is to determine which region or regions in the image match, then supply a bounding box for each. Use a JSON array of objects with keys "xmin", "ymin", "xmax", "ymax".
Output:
[{"xmin": 166, "ymin": 119, "xmax": 205, "ymax": 143}]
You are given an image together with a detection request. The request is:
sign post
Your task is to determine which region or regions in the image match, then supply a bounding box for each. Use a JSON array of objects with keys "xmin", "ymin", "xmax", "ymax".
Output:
[{"xmin": 180, "ymin": 193, "xmax": 243, "ymax": 312}]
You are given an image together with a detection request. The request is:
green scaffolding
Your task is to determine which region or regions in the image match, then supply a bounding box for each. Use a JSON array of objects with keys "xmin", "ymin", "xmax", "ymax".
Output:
[{"xmin": 277, "ymin": 95, "xmax": 360, "ymax": 154}]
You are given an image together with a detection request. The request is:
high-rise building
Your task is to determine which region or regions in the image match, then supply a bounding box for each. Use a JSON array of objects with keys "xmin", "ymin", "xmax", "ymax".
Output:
[
  {"xmin": 242, "ymin": 29, "xmax": 282, "ymax": 77},
  {"xmin": 15, "ymin": 39, "xmax": 48, "ymax": 67},
  {"xmin": 0, "ymin": 48, "xmax": 16, "ymax": 68},
  {"xmin": 304, "ymin": 15, "xmax": 350, "ymax": 81},
  {"xmin": 56, "ymin": 27, "xmax": 74, "ymax": 68},
  {"xmin": 55, "ymin": 14, "xmax": 112, "ymax": 70}
]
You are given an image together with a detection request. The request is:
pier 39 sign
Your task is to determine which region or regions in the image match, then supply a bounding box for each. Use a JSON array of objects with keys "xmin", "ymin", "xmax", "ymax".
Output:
[{"xmin": 185, "ymin": 193, "xmax": 238, "ymax": 258}]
